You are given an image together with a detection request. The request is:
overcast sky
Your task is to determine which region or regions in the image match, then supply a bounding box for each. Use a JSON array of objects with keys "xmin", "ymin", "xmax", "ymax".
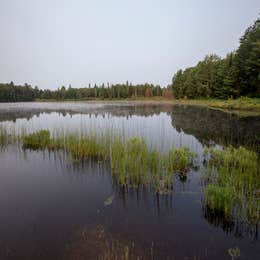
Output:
[{"xmin": 0, "ymin": 0, "xmax": 259, "ymax": 89}]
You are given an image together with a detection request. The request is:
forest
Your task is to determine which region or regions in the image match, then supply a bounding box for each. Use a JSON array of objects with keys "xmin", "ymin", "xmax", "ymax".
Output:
[
  {"xmin": 0, "ymin": 17, "xmax": 259, "ymax": 102},
  {"xmin": 172, "ymin": 17, "xmax": 260, "ymax": 99},
  {"xmin": 0, "ymin": 82, "xmax": 169, "ymax": 102}
]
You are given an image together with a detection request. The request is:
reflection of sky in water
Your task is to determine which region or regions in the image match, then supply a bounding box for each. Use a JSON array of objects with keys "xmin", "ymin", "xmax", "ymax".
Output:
[
  {"xmin": 0, "ymin": 105, "xmax": 259, "ymax": 259},
  {"xmin": 0, "ymin": 112, "xmax": 204, "ymax": 155}
]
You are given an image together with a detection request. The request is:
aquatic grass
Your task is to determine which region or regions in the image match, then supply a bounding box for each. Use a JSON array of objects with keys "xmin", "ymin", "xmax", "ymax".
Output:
[
  {"xmin": 0, "ymin": 126, "xmax": 198, "ymax": 193},
  {"xmin": 205, "ymin": 185, "xmax": 235, "ymax": 216},
  {"xmin": 19, "ymin": 129, "xmax": 198, "ymax": 193},
  {"xmin": 110, "ymin": 137, "xmax": 197, "ymax": 192},
  {"xmin": 203, "ymin": 146, "xmax": 260, "ymax": 224},
  {"xmin": 202, "ymin": 97, "xmax": 260, "ymax": 112},
  {"xmin": 22, "ymin": 130, "xmax": 51, "ymax": 150},
  {"xmin": 167, "ymin": 147, "xmax": 196, "ymax": 174},
  {"xmin": 111, "ymin": 137, "xmax": 149, "ymax": 187},
  {"xmin": 0, "ymin": 126, "xmax": 9, "ymax": 147},
  {"xmin": 0, "ymin": 125, "xmax": 23, "ymax": 148}
]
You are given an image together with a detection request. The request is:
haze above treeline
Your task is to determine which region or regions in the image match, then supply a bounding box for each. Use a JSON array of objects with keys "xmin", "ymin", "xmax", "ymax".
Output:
[{"xmin": 0, "ymin": 16, "xmax": 259, "ymax": 102}]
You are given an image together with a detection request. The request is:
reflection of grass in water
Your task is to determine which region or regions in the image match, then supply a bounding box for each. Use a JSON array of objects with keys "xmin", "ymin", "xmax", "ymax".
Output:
[
  {"xmin": 21, "ymin": 130, "xmax": 197, "ymax": 193},
  {"xmin": 203, "ymin": 146, "xmax": 259, "ymax": 224}
]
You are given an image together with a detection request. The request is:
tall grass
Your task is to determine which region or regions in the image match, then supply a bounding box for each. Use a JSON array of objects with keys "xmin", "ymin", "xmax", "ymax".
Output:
[
  {"xmin": 20, "ymin": 129, "xmax": 197, "ymax": 193},
  {"xmin": 203, "ymin": 146, "xmax": 260, "ymax": 224},
  {"xmin": 0, "ymin": 126, "xmax": 22, "ymax": 148}
]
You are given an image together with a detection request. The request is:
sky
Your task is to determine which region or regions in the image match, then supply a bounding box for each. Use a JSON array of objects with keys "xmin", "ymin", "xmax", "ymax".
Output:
[{"xmin": 0, "ymin": 0, "xmax": 259, "ymax": 89}]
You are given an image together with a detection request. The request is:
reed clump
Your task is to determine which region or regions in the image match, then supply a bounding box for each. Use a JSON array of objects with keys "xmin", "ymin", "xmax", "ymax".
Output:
[
  {"xmin": 0, "ymin": 127, "xmax": 9, "ymax": 147},
  {"xmin": 112, "ymin": 138, "xmax": 196, "ymax": 193},
  {"xmin": 203, "ymin": 146, "xmax": 260, "ymax": 224},
  {"xmin": 21, "ymin": 130, "xmax": 197, "ymax": 193},
  {"xmin": 23, "ymin": 130, "xmax": 51, "ymax": 150},
  {"xmin": 111, "ymin": 137, "xmax": 149, "ymax": 187},
  {"xmin": 0, "ymin": 126, "xmax": 20, "ymax": 147}
]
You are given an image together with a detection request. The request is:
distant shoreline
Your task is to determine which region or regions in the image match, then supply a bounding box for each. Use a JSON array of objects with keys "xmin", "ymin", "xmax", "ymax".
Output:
[{"xmin": 1, "ymin": 97, "xmax": 258, "ymax": 116}]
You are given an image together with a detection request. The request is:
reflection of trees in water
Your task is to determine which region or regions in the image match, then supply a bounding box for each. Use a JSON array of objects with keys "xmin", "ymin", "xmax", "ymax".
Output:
[
  {"xmin": 0, "ymin": 104, "xmax": 170, "ymax": 123},
  {"xmin": 1, "ymin": 104, "xmax": 259, "ymax": 153},
  {"xmin": 203, "ymin": 205, "xmax": 259, "ymax": 241},
  {"xmin": 169, "ymin": 106, "xmax": 260, "ymax": 152}
]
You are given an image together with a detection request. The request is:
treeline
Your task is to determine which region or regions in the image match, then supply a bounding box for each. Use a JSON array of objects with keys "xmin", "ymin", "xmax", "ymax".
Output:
[
  {"xmin": 0, "ymin": 82, "xmax": 171, "ymax": 102},
  {"xmin": 1, "ymin": 17, "xmax": 259, "ymax": 102},
  {"xmin": 171, "ymin": 17, "xmax": 260, "ymax": 99},
  {"xmin": 0, "ymin": 82, "xmax": 36, "ymax": 102}
]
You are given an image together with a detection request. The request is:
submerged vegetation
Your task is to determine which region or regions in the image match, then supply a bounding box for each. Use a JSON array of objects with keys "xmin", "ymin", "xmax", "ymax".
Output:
[
  {"xmin": 64, "ymin": 225, "xmax": 149, "ymax": 260},
  {"xmin": 203, "ymin": 146, "xmax": 260, "ymax": 224}
]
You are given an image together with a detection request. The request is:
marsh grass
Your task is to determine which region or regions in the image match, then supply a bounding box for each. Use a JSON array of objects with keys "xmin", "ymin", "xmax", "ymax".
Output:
[
  {"xmin": 23, "ymin": 130, "xmax": 51, "ymax": 150},
  {"xmin": 19, "ymin": 129, "xmax": 197, "ymax": 193},
  {"xmin": 0, "ymin": 126, "xmax": 8, "ymax": 147},
  {"xmin": 183, "ymin": 97, "xmax": 260, "ymax": 113},
  {"xmin": 208, "ymin": 97, "xmax": 260, "ymax": 111},
  {"xmin": 0, "ymin": 126, "xmax": 21, "ymax": 148},
  {"xmin": 111, "ymin": 138, "xmax": 197, "ymax": 193},
  {"xmin": 203, "ymin": 146, "xmax": 260, "ymax": 224}
]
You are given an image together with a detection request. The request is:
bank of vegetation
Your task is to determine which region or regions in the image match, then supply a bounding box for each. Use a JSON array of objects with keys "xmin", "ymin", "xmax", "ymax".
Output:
[{"xmin": 203, "ymin": 146, "xmax": 259, "ymax": 225}]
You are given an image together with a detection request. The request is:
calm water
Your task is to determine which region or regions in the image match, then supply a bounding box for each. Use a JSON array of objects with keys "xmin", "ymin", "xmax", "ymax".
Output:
[{"xmin": 0, "ymin": 102, "xmax": 259, "ymax": 259}]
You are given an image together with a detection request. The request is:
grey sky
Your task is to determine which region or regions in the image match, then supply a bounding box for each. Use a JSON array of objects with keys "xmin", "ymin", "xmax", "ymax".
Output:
[{"xmin": 0, "ymin": 0, "xmax": 259, "ymax": 89}]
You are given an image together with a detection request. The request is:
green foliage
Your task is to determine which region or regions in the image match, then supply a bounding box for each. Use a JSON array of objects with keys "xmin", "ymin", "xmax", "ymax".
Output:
[
  {"xmin": 0, "ymin": 127, "xmax": 8, "ymax": 146},
  {"xmin": 234, "ymin": 18, "xmax": 260, "ymax": 96},
  {"xmin": 0, "ymin": 82, "xmax": 36, "ymax": 102},
  {"xmin": 0, "ymin": 82, "xmax": 167, "ymax": 102},
  {"xmin": 206, "ymin": 96, "xmax": 260, "ymax": 111},
  {"xmin": 23, "ymin": 130, "xmax": 51, "ymax": 150},
  {"xmin": 171, "ymin": 16, "xmax": 260, "ymax": 99},
  {"xmin": 111, "ymin": 138, "xmax": 149, "ymax": 186},
  {"xmin": 167, "ymin": 147, "xmax": 196, "ymax": 173},
  {"xmin": 204, "ymin": 146, "xmax": 260, "ymax": 224},
  {"xmin": 205, "ymin": 185, "xmax": 235, "ymax": 216},
  {"xmin": 19, "ymin": 129, "xmax": 197, "ymax": 193}
]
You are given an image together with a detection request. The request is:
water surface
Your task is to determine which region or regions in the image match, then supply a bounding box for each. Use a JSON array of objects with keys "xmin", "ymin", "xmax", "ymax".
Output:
[{"xmin": 0, "ymin": 102, "xmax": 259, "ymax": 259}]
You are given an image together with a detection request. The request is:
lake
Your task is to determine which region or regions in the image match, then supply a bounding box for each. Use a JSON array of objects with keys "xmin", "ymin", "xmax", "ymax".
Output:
[{"xmin": 0, "ymin": 102, "xmax": 259, "ymax": 259}]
